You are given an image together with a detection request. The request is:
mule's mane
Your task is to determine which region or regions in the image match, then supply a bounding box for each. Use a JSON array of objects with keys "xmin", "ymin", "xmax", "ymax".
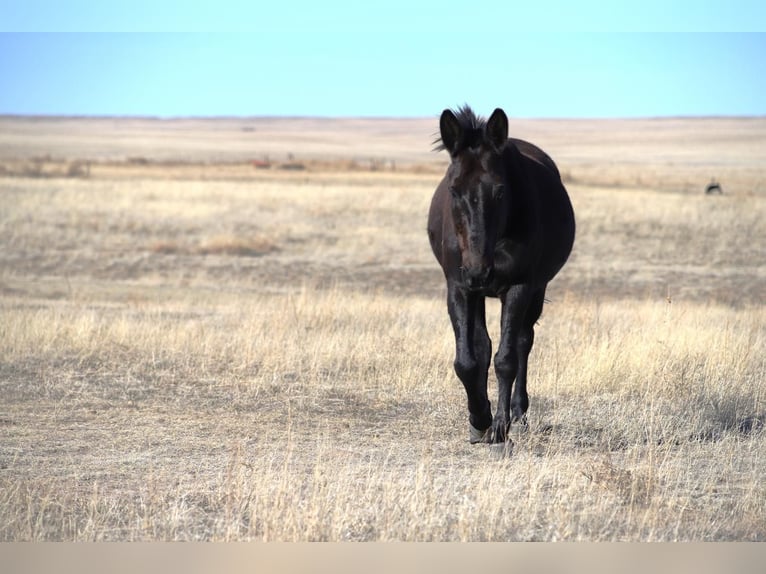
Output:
[{"xmin": 433, "ymin": 105, "xmax": 487, "ymax": 153}]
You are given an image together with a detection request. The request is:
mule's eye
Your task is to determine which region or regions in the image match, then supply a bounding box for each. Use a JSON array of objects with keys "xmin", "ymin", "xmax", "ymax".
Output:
[{"xmin": 493, "ymin": 184, "xmax": 505, "ymax": 199}]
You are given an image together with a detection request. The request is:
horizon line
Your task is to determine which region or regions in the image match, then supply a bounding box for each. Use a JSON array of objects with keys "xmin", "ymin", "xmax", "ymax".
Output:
[{"xmin": 2, "ymin": 113, "xmax": 765, "ymax": 122}]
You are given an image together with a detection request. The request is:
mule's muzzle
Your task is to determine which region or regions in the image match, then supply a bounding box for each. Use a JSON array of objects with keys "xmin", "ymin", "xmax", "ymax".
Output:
[{"xmin": 462, "ymin": 266, "xmax": 494, "ymax": 291}]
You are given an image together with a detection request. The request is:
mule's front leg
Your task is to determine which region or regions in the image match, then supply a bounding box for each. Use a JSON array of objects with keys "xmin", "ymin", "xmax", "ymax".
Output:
[
  {"xmin": 510, "ymin": 289, "xmax": 545, "ymax": 422},
  {"xmin": 495, "ymin": 286, "xmax": 546, "ymax": 433},
  {"xmin": 447, "ymin": 283, "xmax": 492, "ymax": 443},
  {"xmin": 492, "ymin": 285, "xmax": 535, "ymax": 441},
  {"xmin": 492, "ymin": 339, "xmax": 516, "ymax": 441}
]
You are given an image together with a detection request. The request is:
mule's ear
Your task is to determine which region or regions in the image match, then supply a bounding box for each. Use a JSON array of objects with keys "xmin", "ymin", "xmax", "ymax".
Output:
[
  {"xmin": 486, "ymin": 108, "xmax": 508, "ymax": 151},
  {"xmin": 439, "ymin": 109, "xmax": 462, "ymax": 156}
]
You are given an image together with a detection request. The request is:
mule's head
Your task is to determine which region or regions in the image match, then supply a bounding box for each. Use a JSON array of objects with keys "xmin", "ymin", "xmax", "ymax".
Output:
[{"xmin": 439, "ymin": 106, "xmax": 509, "ymax": 291}]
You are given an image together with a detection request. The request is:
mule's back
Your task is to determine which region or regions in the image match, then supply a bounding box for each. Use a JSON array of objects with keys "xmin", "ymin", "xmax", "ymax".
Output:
[
  {"xmin": 510, "ymin": 137, "xmax": 561, "ymax": 179},
  {"xmin": 492, "ymin": 138, "xmax": 575, "ymax": 285}
]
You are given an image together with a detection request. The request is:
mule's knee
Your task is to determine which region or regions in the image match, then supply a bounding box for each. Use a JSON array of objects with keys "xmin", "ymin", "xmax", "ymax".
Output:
[
  {"xmin": 454, "ymin": 345, "xmax": 490, "ymax": 384},
  {"xmin": 453, "ymin": 356, "xmax": 479, "ymax": 384},
  {"xmin": 494, "ymin": 350, "xmax": 517, "ymax": 382}
]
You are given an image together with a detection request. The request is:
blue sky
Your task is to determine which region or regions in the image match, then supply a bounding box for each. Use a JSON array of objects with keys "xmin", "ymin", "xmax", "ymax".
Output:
[{"xmin": 1, "ymin": 1, "xmax": 765, "ymax": 118}]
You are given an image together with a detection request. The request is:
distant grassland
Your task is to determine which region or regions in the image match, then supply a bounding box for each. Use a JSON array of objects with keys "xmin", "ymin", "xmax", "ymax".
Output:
[{"xmin": 0, "ymin": 116, "xmax": 764, "ymax": 540}]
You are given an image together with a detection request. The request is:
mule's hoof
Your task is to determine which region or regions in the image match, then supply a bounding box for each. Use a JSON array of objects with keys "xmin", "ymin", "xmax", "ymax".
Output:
[
  {"xmin": 512, "ymin": 413, "xmax": 529, "ymax": 427},
  {"xmin": 469, "ymin": 423, "xmax": 491, "ymax": 444},
  {"xmin": 511, "ymin": 408, "xmax": 527, "ymax": 426}
]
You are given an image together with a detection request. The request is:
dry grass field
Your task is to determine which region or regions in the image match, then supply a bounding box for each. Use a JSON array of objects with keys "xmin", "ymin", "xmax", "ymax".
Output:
[{"xmin": 0, "ymin": 115, "xmax": 765, "ymax": 541}]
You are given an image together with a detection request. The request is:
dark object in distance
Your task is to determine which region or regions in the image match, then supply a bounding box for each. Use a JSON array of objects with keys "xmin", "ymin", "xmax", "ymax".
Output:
[{"xmin": 705, "ymin": 179, "xmax": 723, "ymax": 194}]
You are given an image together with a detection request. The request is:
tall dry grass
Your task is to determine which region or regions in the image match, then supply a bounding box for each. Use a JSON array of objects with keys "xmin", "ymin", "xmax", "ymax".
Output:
[{"xmin": 1, "ymin": 289, "xmax": 764, "ymax": 540}]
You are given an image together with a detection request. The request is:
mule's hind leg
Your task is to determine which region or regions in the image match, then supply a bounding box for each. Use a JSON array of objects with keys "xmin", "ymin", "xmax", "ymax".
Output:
[{"xmin": 510, "ymin": 287, "xmax": 546, "ymax": 423}]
